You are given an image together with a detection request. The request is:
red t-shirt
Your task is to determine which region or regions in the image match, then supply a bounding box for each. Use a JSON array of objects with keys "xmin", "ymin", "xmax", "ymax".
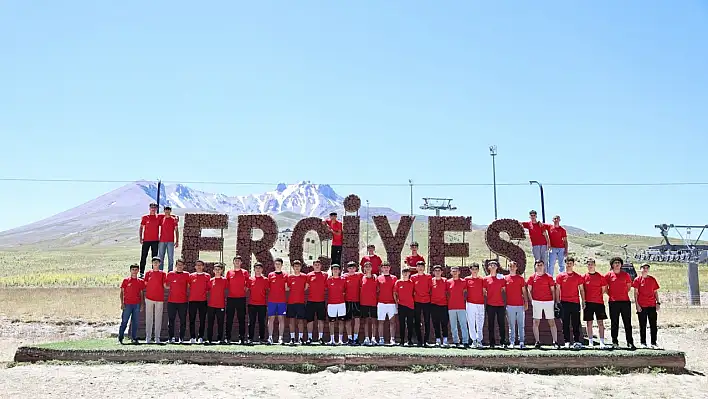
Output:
[
  {"xmin": 430, "ymin": 278, "xmax": 448, "ymax": 306},
  {"xmin": 465, "ymin": 276, "xmax": 485, "ymax": 304},
  {"xmin": 504, "ymin": 274, "xmax": 526, "ymax": 307},
  {"xmin": 606, "ymin": 271, "xmax": 632, "ymax": 302},
  {"xmin": 548, "ymin": 225, "xmax": 567, "ymax": 249},
  {"xmin": 207, "ymin": 276, "xmax": 227, "ymax": 308},
  {"xmin": 405, "ymin": 254, "xmax": 426, "ymax": 268},
  {"xmin": 325, "ymin": 219, "xmax": 343, "ymax": 246},
  {"xmin": 394, "ymin": 280, "xmax": 415, "ymax": 309},
  {"xmin": 583, "ymin": 272, "xmax": 607, "ymax": 304},
  {"xmin": 484, "ymin": 276, "xmax": 506, "ymax": 306},
  {"xmin": 287, "ymin": 274, "xmax": 308, "ymax": 304},
  {"xmin": 248, "ymin": 275, "xmax": 268, "ymax": 305},
  {"xmin": 159, "ymin": 215, "xmax": 178, "ymax": 243},
  {"xmin": 141, "ymin": 214, "xmax": 164, "ymax": 242},
  {"xmin": 633, "ymin": 276, "xmax": 660, "ymax": 307},
  {"xmin": 121, "ymin": 277, "xmax": 145, "ymax": 305},
  {"xmin": 411, "ymin": 273, "xmax": 432, "ymax": 303},
  {"xmin": 327, "ymin": 276, "xmax": 347, "ymax": 304},
  {"xmin": 446, "ymin": 278, "xmax": 466, "ymax": 310},
  {"xmin": 522, "ymin": 221, "xmax": 549, "ymax": 246},
  {"xmin": 268, "ymin": 272, "xmax": 288, "ymax": 303},
  {"xmin": 306, "ymin": 271, "xmax": 328, "ymax": 302},
  {"xmin": 360, "ymin": 274, "xmax": 378, "ymax": 306},
  {"xmin": 166, "ymin": 271, "xmax": 189, "ymax": 303},
  {"xmin": 344, "ymin": 272, "xmax": 363, "ymax": 302},
  {"xmin": 527, "ymin": 273, "xmax": 555, "ymax": 301},
  {"xmin": 188, "ymin": 272, "xmax": 210, "ymax": 302},
  {"xmin": 360, "ymin": 255, "xmax": 382, "ymax": 275},
  {"xmin": 377, "ymin": 274, "xmax": 398, "ymax": 304},
  {"xmin": 226, "ymin": 269, "xmax": 250, "ymax": 298},
  {"xmin": 144, "ymin": 270, "xmax": 166, "ymax": 302},
  {"xmin": 556, "ymin": 272, "xmax": 583, "ymax": 303}
]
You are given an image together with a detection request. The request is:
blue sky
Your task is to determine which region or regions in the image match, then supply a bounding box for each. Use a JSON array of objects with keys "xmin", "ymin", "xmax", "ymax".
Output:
[{"xmin": 1, "ymin": 1, "xmax": 707, "ymax": 236}]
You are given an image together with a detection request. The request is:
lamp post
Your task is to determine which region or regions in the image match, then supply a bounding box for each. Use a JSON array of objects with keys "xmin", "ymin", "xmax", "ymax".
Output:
[
  {"xmin": 409, "ymin": 179, "xmax": 414, "ymax": 244},
  {"xmin": 489, "ymin": 146, "xmax": 498, "ymax": 220},
  {"xmin": 366, "ymin": 199, "xmax": 370, "ymax": 247},
  {"xmin": 529, "ymin": 180, "xmax": 546, "ymax": 223}
]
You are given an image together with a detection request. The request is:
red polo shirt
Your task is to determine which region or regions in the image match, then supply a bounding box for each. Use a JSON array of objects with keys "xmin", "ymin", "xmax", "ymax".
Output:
[
  {"xmin": 121, "ymin": 277, "xmax": 145, "ymax": 305},
  {"xmin": 394, "ymin": 280, "xmax": 415, "ymax": 309},
  {"xmin": 248, "ymin": 275, "xmax": 268, "ymax": 305},
  {"xmin": 141, "ymin": 214, "xmax": 164, "ymax": 242},
  {"xmin": 360, "ymin": 274, "xmax": 378, "ymax": 306},
  {"xmin": 360, "ymin": 255, "xmax": 382, "ymax": 275},
  {"xmin": 287, "ymin": 274, "xmax": 307, "ymax": 304},
  {"xmin": 527, "ymin": 273, "xmax": 554, "ymax": 301},
  {"xmin": 327, "ymin": 276, "xmax": 347, "ymax": 304},
  {"xmin": 306, "ymin": 271, "xmax": 328, "ymax": 302},
  {"xmin": 405, "ymin": 254, "xmax": 425, "ymax": 268},
  {"xmin": 207, "ymin": 276, "xmax": 227, "ymax": 308},
  {"xmin": 446, "ymin": 278, "xmax": 466, "ymax": 310},
  {"xmin": 344, "ymin": 272, "xmax": 363, "ymax": 302},
  {"xmin": 268, "ymin": 271, "xmax": 288, "ymax": 303},
  {"xmin": 377, "ymin": 274, "xmax": 398, "ymax": 304},
  {"xmin": 465, "ymin": 276, "xmax": 485, "ymax": 304},
  {"xmin": 484, "ymin": 276, "xmax": 506, "ymax": 306},
  {"xmin": 430, "ymin": 277, "xmax": 448, "ymax": 306},
  {"xmin": 633, "ymin": 276, "xmax": 660, "ymax": 307},
  {"xmin": 166, "ymin": 271, "xmax": 189, "ymax": 303},
  {"xmin": 325, "ymin": 219, "xmax": 343, "ymax": 246},
  {"xmin": 522, "ymin": 221, "xmax": 549, "ymax": 246},
  {"xmin": 411, "ymin": 273, "xmax": 432, "ymax": 303},
  {"xmin": 606, "ymin": 271, "xmax": 632, "ymax": 302},
  {"xmin": 188, "ymin": 272, "xmax": 210, "ymax": 302},
  {"xmin": 548, "ymin": 225, "xmax": 567, "ymax": 249},
  {"xmin": 226, "ymin": 269, "xmax": 250, "ymax": 298},
  {"xmin": 144, "ymin": 270, "xmax": 166, "ymax": 302},
  {"xmin": 583, "ymin": 272, "xmax": 607, "ymax": 304},
  {"xmin": 159, "ymin": 215, "xmax": 178, "ymax": 243},
  {"xmin": 556, "ymin": 271, "xmax": 582, "ymax": 303},
  {"xmin": 505, "ymin": 274, "xmax": 526, "ymax": 306}
]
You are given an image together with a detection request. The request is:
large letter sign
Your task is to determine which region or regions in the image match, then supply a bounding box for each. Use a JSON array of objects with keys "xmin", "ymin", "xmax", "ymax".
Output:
[
  {"xmin": 236, "ymin": 215, "xmax": 278, "ymax": 272},
  {"xmin": 181, "ymin": 213, "xmax": 229, "ymax": 273},
  {"xmin": 485, "ymin": 218, "xmax": 527, "ymax": 274},
  {"xmin": 289, "ymin": 217, "xmax": 333, "ymax": 272}
]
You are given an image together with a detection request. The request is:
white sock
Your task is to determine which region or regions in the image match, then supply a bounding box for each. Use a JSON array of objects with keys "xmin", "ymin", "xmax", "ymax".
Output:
[
  {"xmin": 600, "ymin": 338, "xmax": 605, "ymax": 344},
  {"xmin": 308, "ymin": 333, "xmax": 313, "ymax": 339},
  {"xmin": 436, "ymin": 338, "xmax": 441, "ymax": 344},
  {"xmin": 319, "ymin": 332, "xmax": 323, "ymax": 339},
  {"xmin": 330, "ymin": 336, "xmax": 335, "ymax": 342},
  {"xmin": 379, "ymin": 336, "xmax": 384, "ymax": 341},
  {"xmin": 299, "ymin": 333, "xmax": 303, "ymax": 340},
  {"xmin": 290, "ymin": 333, "xmax": 295, "ymax": 339},
  {"xmin": 443, "ymin": 337, "xmax": 448, "ymax": 345},
  {"xmin": 338, "ymin": 334, "xmax": 343, "ymax": 342},
  {"xmin": 348, "ymin": 335, "xmax": 353, "ymax": 340},
  {"xmin": 354, "ymin": 334, "xmax": 358, "ymax": 340}
]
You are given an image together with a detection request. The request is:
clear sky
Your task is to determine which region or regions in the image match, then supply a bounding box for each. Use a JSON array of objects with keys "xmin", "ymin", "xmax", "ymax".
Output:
[{"xmin": 1, "ymin": 1, "xmax": 707, "ymax": 236}]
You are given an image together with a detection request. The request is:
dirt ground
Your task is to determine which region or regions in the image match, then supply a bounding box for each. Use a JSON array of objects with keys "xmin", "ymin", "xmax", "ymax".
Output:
[{"xmin": 1, "ymin": 316, "xmax": 708, "ymax": 399}]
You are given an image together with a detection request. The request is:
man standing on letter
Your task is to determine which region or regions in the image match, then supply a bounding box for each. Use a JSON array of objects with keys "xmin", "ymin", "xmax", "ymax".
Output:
[
  {"xmin": 521, "ymin": 210, "xmax": 550, "ymax": 274},
  {"xmin": 139, "ymin": 203, "xmax": 163, "ymax": 277},
  {"xmin": 548, "ymin": 215, "xmax": 567, "ymax": 276},
  {"xmin": 324, "ymin": 212, "xmax": 343, "ymax": 266},
  {"xmin": 158, "ymin": 206, "xmax": 179, "ymax": 272}
]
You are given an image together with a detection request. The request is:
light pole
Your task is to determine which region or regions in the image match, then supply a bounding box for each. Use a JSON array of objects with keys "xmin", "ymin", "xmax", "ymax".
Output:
[
  {"xmin": 409, "ymin": 179, "xmax": 414, "ymax": 244},
  {"xmin": 529, "ymin": 180, "xmax": 546, "ymax": 223},
  {"xmin": 366, "ymin": 199, "xmax": 370, "ymax": 247},
  {"xmin": 489, "ymin": 146, "xmax": 498, "ymax": 220}
]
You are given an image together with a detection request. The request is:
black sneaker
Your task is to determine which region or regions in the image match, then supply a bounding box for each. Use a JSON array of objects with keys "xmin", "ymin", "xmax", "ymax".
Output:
[
  {"xmin": 118, "ymin": 337, "xmax": 124, "ymax": 345},
  {"xmin": 318, "ymin": 338, "xmax": 326, "ymax": 345},
  {"xmin": 305, "ymin": 338, "xmax": 312, "ymax": 345},
  {"xmin": 289, "ymin": 340, "xmax": 296, "ymax": 346},
  {"xmin": 628, "ymin": 343, "xmax": 637, "ymax": 350},
  {"xmin": 534, "ymin": 342, "xmax": 542, "ymax": 349},
  {"xmin": 131, "ymin": 339, "xmax": 140, "ymax": 345},
  {"xmin": 462, "ymin": 343, "xmax": 470, "ymax": 349},
  {"xmin": 225, "ymin": 339, "xmax": 231, "ymax": 345},
  {"xmin": 553, "ymin": 342, "xmax": 561, "ymax": 350}
]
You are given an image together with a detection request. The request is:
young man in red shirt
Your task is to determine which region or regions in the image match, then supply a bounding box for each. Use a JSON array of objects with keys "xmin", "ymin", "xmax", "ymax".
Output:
[
  {"xmin": 225, "ymin": 255, "xmax": 250, "ymax": 344},
  {"xmin": 344, "ymin": 261, "xmax": 364, "ymax": 345},
  {"xmin": 158, "ymin": 206, "xmax": 179, "ymax": 272},
  {"xmin": 326, "ymin": 264, "xmax": 347, "ymax": 345},
  {"xmin": 505, "ymin": 261, "xmax": 527, "ymax": 349},
  {"xmin": 465, "ymin": 263, "xmax": 485, "ymax": 348},
  {"xmin": 206, "ymin": 262, "xmax": 227, "ymax": 344},
  {"xmin": 324, "ymin": 212, "xmax": 343, "ymax": 266},
  {"xmin": 286, "ymin": 260, "xmax": 308, "ymax": 345},
  {"xmin": 360, "ymin": 261, "xmax": 378, "ymax": 346},
  {"xmin": 430, "ymin": 265, "xmax": 450, "ymax": 347},
  {"xmin": 583, "ymin": 258, "xmax": 608, "ymax": 349},
  {"xmin": 119, "ymin": 264, "xmax": 145, "ymax": 344},
  {"xmin": 267, "ymin": 258, "xmax": 288, "ymax": 345},
  {"xmin": 447, "ymin": 266, "xmax": 469, "ymax": 348},
  {"xmin": 411, "ymin": 259, "xmax": 432, "ymax": 347},
  {"xmin": 521, "ymin": 210, "xmax": 550, "ymax": 275},
  {"xmin": 393, "ymin": 267, "xmax": 415, "ymax": 346},
  {"xmin": 548, "ymin": 215, "xmax": 567, "ymax": 276},
  {"xmin": 527, "ymin": 259, "xmax": 559, "ymax": 349},
  {"xmin": 360, "ymin": 244, "xmax": 382, "ymax": 275},
  {"xmin": 556, "ymin": 257, "xmax": 585, "ymax": 348},
  {"xmin": 188, "ymin": 260, "xmax": 210, "ymax": 344},
  {"xmin": 484, "ymin": 261, "xmax": 507, "ymax": 348},
  {"xmin": 405, "ymin": 241, "xmax": 425, "ymax": 268},
  {"xmin": 377, "ymin": 262, "xmax": 398, "ymax": 346},
  {"xmin": 248, "ymin": 262, "xmax": 268, "ymax": 344},
  {"xmin": 165, "ymin": 259, "xmax": 190, "ymax": 344},
  {"xmin": 139, "ymin": 203, "xmax": 163, "ymax": 277},
  {"xmin": 606, "ymin": 256, "xmax": 636, "ymax": 349},
  {"xmin": 633, "ymin": 263, "xmax": 661, "ymax": 349},
  {"xmin": 305, "ymin": 259, "xmax": 328, "ymax": 345},
  {"xmin": 144, "ymin": 257, "xmax": 166, "ymax": 344}
]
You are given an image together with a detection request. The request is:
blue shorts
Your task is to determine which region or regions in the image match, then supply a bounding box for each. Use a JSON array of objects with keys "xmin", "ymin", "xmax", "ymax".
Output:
[{"xmin": 267, "ymin": 302, "xmax": 287, "ymax": 317}]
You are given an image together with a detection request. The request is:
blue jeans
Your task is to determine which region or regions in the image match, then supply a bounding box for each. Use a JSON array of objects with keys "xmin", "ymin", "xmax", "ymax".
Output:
[
  {"xmin": 532, "ymin": 245, "xmax": 548, "ymax": 270},
  {"xmin": 549, "ymin": 247, "xmax": 565, "ymax": 275},
  {"xmin": 507, "ymin": 305, "xmax": 525, "ymax": 345},
  {"xmin": 119, "ymin": 304, "xmax": 141, "ymax": 340},
  {"xmin": 448, "ymin": 309, "xmax": 469, "ymax": 344},
  {"xmin": 158, "ymin": 242, "xmax": 175, "ymax": 272}
]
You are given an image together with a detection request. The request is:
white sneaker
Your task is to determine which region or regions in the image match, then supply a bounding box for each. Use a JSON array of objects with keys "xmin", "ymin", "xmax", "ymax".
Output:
[
  {"xmin": 518, "ymin": 342, "xmax": 525, "ymax": 349},
  {"xmin": 190, "ymin": 338, "xmax": 196, "ymax": 344},
  {"xmin": 389, "ymin": 339, "xmax": 396, "ymax": 346},
  {"xmin": 641, "ymin": 343, "xmax": 648, "ymax": 349},
  {"xmin": 599, "ymin": 343, "xmax": 607, "ymax": 349},
  {"xmin": 564, "ymin": 343, "xmax": 571, "ymax": 349},
  {"xmin": 363, "ymin": 338, "xmax": 370, "ymax": 346},
  {"xmin": 278, "ymin": 339, "xmax": 284, "ymax": 345},
  {"xmin": 337, "ymin": 340, "xmax": 344, "ymax": 346},
  {"xmin": 573, "ymin": 342, "xmax": 583, "ymax": 349},
  {"xmin": 267, "ymin": 338, "xmax": 273, "ymax": 345},
  {"xmin": 378, "ymin": 338, "xmax": 385, "ymax": 346},
  {"xmin": 197, "ymin": 338, "xmax": 203, "ymax": 344},
  {"xmin": 329, "ymin": 339, "xmax": 335, "ymax": 346},
  {"xmin": 169, "ymin": 337, "xmax": 176, "ymax": 344},
  {"xmin": 651, "ymin": 344, "xmax": 660, "ymax": 350}
]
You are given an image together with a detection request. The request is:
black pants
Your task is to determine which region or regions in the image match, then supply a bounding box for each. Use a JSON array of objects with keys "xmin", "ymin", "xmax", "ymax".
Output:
[
  {"xmin": 139, "ymin": 241, "xmax": 159, "ymax": 274},
  {"xmin": 206, "ymin": 307, "xmax": 225, "ymax": 342},
  {"xmin": 638, "ymin": 306, "xmax": 658, "ymax": 345},
  {"xmin": 189, "ymin": 301, "xmax": 207, "ymax": 339},
  {"xmin": 248, "ymin": 304, "xmax": 267, "ymax": 341},
  {"xmin": 486, "ymin": 305, "xmax": 507, "ymax": 346},
  {"xmin": 609, "ymin": 301, "xmax": 634, "ymax": 345},
  {"xmin": 167, "ymin": 302, "xmax": 188, "ymax": 340},
  {"xmin": 226, "ymin": 297, "xmax": 247, "ymax": 341},
  {"xmin": 430, "ymin": 304, "xmax": 449, "ymax": 339},
  {"xmin": 331, "ymin": 245, "xmax": 342, "ymax": 266},
  {"xmin": 561, "ymin": 301, "xmax": 581, "ymax": 344},
  {"xmin": 413, "ymin": 302, "xmax": 432, "ymax": 344},
  {"xmin": 398, "ymin": 305, "xmax": 415, "ymax": 343}
]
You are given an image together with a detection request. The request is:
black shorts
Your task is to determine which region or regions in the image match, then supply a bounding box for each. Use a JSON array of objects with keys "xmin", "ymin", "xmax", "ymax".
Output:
[
  {"xmin": 305, "ymin": 301, "xmax": 326, "ymax": 322},
  {"xmin": 345, "ymin": 301, "xmax": 361, "ymax": 320},
  {"xmin": 360, "ymin": 305, "xmax": 377, "ymax": 319},
  {"xmin": 286, "ymin": 303, "xmax": 307, "ymax": 320},
  {"xmin": 584, "ymin": 302, "xmax": 608, "ymax": 321}
]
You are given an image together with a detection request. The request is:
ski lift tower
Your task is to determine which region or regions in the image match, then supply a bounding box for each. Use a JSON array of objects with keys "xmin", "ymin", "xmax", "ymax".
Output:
[
  {"xmin": 655, "ymin": 223, "xmax": 708, "ymax": 306},
  {"xmin": 420, "ymin": 198, "xmax": 457, "ymax": 216}
]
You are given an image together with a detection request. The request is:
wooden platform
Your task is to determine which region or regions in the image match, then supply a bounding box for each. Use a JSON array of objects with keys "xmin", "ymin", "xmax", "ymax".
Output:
[{"xmin": 14, "ymin": 339, "xmax": 686, "ymax": 373}]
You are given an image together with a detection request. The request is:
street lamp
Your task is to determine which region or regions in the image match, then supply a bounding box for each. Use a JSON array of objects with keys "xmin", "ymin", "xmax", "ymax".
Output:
[
  {"xmin": 489, "ymin": 146, "xmax": 498, "ymax": 220},
  {"xmin": 409, "ymin": 179, "xmax": 414, "ymax": 244},
  {"xmin": 366, "ymin": 199, "xmax": 370, "ymax": 247},
  {"xmin": 529, "ymin": 180, "xmax": 546, "ymax": 223}
]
